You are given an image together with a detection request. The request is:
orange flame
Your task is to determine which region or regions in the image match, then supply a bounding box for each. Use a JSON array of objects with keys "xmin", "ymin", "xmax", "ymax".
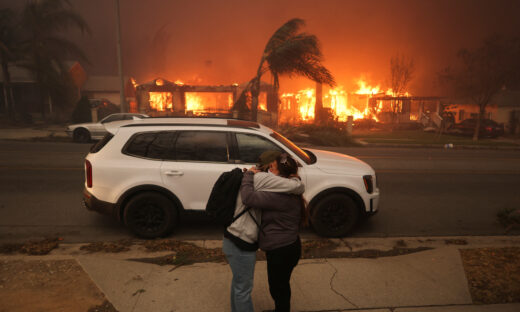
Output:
[
  {"xmin": 328, "ymin": 87, "xmax": 366, "ymax": 121},
  {"xmin": 296, "ymin": 89, "xmax": 315, "ymax": 121},
  {"xmin": 355, "ymin": 80, "xmax": 381, "ymax": 95},
  {"xmin": 279, "ymin": 78, "xmax": 413, "ymax": 123},
  {"xmin": 149, "ymin": 92, "xmax": 172, "ymax": 111},
  {"xmin": 185, "ymin": 92, "xmax": 204, "ymax": 114}
]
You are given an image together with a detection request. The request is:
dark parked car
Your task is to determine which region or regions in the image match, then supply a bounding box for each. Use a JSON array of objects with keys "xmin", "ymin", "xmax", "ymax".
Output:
[{"xmin": 450, "ymin": 118, "xmax": 504, "ymax": 138}]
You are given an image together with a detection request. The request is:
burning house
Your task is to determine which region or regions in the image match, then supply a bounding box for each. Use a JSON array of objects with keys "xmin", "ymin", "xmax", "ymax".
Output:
[
  {"xmin": 129, "ymin": 78, "xmax": 278, "ymax": 125},
  {"xmin": 125, "ymin": 77, "xmax": 445, "ymax": 129},
  {"xmin": 278, "ymin": 80, "xmax": 442, "ymax": 127}
]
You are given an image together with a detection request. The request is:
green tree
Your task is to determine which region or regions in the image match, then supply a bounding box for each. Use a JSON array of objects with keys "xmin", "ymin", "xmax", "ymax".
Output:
[
  {"xmin": 0, "ymin": 8, "xmax": 19, "ymax": 120},
  {"xmin": 19, "ymin": 0, "xmax": 90, "ymax": 119},
  {"xmin": 243, "ymin": 18, "xmax": 335, "ymax": 122},
  {"xmin": 439, "ymin": 36, "xmax": 520, "ymax": 140}
]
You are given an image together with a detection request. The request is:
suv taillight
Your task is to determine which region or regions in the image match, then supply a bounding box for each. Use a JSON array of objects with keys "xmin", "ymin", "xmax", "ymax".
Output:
[{"xmin": 85, "ymin": 160, "xmax": 92, "ymax": 188}]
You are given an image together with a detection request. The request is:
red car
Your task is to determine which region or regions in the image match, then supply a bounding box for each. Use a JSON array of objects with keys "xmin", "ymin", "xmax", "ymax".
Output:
[{"xmin": 451, "ymin": 118, "xmax": 504, "ymax": 138}]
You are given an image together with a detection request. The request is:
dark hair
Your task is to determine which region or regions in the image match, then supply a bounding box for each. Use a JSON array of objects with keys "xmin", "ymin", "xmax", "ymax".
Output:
[
  {"xmin": 275, "ymin": 153, "xmax": 298, "ymax": 178},
  {"xmin": 276, "ymin": 153, "xmax": 309, "ymax": 227}
]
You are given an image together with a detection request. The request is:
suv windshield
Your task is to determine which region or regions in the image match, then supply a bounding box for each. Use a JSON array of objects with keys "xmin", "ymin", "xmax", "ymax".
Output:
[{"xmin": 270, "ymin": 131, "xmax": 312, "ymax": 164}]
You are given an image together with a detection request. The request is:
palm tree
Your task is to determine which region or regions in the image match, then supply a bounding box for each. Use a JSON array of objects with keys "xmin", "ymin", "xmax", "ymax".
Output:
[
  {"xmin": 244, "ymin": 18, "xmax": 335, "ymax": 122},
  {"xmin": 0, "ymin": 8, "xmax": 18, "ymax": 120},
  {"xmin": 20, "ymin": 0, "xmax": 90, "ymax": 118}
]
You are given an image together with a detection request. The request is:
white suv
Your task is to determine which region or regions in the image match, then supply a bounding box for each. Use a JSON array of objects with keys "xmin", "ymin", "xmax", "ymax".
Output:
[{"xmin": 83, "ymin": 118, "xmax": 380, "ymax": 238}]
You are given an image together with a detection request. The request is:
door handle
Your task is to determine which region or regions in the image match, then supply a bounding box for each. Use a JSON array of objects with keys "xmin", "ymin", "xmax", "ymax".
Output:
[{"xmin": 164, "ymin": 170, "xmax": 184, "ymax": 176}]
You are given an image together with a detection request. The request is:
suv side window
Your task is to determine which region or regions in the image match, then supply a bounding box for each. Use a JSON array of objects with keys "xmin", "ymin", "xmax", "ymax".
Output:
[
  {"xmin": 235, "ymin": 133, "xmax": 282, "ymax": 163},
  {"xmin": 175, "ymin": 131, "xmax": 229, "ymax": 162},
  {"xmin": 124, "ymin": 132, "xmax": 175, "ymax": 160}
]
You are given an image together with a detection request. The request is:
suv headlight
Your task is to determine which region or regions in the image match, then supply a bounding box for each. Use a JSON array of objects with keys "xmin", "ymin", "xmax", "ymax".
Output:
[{"xmin": 363, "ymin": 175, "xmax": 374, "ymax": 194}]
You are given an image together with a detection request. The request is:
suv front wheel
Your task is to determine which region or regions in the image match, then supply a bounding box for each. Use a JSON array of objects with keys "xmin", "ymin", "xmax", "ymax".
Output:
[
  {"xmin": 311, "ymin": 193, "xmax": 359, "ymax": 237},
  {"xmin": 123, "ymin": 192, "xmax": 178, "ymax": 238}
]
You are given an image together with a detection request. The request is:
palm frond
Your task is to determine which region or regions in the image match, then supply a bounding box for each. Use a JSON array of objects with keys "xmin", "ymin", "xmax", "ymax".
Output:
[
  {"xmin": 44, "ymin": 10, "xmax": 91, "ymax": 35},
  {"xmin": 22, "ymin": 0, "xmax": 91, "ymax": 35},
  {"xmin": 265, "ymin": 32, "xmax": 335, "ymax": 86},
  {"xmin": 264, "ymin": 18, "xmax": 305, "ymax": 53},
  {"xmin": 43, "ymin": 36, "xmax": 89, "ymax": 63}
]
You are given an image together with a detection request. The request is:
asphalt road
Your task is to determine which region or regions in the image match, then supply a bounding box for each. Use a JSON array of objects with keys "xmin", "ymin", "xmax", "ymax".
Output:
[{"xmin": 1, "ymin": 140, "xmax": 519, "ymax": 243}]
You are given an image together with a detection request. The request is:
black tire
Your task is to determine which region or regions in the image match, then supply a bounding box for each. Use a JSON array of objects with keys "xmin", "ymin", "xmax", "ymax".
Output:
[
  {"xmin": 123, "ymin": 192, "xmax": 178, "ymax": 239},
  {"xmin": 73, "ymin": 128, "xmax": 91, "ymax": 143},
  {"xmin": 311, "ymin": 193, "xmax": 359, "ymax": 237}
]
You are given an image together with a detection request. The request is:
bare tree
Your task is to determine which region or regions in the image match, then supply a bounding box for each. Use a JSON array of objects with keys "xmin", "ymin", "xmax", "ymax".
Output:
[
  {"xmin": 390, "ymin": 54, "xmax": 414, "ymax": 119},
  {"xmin": 439, "ymin": 36, "xmax": 520, "ymax": 141}
]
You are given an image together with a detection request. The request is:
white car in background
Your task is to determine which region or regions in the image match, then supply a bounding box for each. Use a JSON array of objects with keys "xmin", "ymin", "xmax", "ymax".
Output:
[
  {"xmin": 83, "ymin": 118, "xmax": 380, "ymax": 238},
  {"xmin": 67, "ymin": 113, "xmax": 149, "ymax": 142}
]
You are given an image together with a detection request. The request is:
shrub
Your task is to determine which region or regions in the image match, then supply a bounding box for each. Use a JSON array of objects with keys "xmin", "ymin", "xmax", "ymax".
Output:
[
  {"xmin": 278, "ymin": 123, "xmax": 360, "ymax": 147},
  {"xmin": 71, "ymin": 96, "xmax": 91, "ymax": 123}
]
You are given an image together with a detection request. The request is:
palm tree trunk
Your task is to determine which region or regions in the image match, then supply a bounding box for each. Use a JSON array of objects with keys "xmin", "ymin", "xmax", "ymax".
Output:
[
  {"xmin": 251, "ymin": 57, "xmax": 266, "ymax": 122},
  {"xmin": 250, "ymin": 77, "xmax": 260, "ymax": 122}
]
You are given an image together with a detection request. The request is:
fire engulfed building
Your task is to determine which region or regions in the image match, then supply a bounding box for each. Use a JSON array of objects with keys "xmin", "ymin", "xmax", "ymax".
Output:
[
  {"xmin": 130, "ymin": 78, "xmax": 278, "ymax": 125},
  {"xmin": 278, "ymin": 84, "xmax": 443, "ymax": 127}
]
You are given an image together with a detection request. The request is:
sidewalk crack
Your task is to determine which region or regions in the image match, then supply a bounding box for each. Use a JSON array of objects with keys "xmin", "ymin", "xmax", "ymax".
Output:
[{"xmin": 326, "ymin": 259, "xmax": 358, "ymax": 308}]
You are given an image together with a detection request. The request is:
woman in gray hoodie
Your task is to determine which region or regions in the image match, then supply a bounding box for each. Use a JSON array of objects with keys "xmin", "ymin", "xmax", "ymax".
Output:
[{"xmin": 241, "ymin": 153, "xmax": 307, "ymax": 312}]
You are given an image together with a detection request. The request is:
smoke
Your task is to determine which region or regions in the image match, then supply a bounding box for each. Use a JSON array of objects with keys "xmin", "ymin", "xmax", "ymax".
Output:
[{"xmin": 4, "ymin": 0, "xmax": 520, "ymax": 95}]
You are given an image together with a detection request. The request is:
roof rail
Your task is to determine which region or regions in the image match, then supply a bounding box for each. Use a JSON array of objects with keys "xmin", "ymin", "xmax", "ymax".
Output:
[
  {"xmin": 121, "ymin": 122, "xmax": 261, "ymax": 130},
  {"xmin": 226, "ymin": 120, "xmax": 260, "ymax": 128}
]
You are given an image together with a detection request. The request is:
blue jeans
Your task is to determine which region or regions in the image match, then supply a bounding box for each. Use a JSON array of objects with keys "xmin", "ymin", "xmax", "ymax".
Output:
[{"xmin": 222, "ymin": 237, "xmax": 257, "ymax": 312}]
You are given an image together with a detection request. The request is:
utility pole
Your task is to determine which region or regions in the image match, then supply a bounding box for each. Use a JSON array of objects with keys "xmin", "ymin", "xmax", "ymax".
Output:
[{"xmin": 115, "ymin": 0, "xmax": 125, "ymax": 113}]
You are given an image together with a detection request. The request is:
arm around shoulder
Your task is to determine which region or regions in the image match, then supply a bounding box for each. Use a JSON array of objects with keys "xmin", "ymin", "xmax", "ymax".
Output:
[{"xmin": 254, "ymin": 172, "xmax": 305, "ymax": 194}]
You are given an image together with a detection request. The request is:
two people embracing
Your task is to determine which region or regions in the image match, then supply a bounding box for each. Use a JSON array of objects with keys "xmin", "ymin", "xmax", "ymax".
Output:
[{"xmin": 220, "ymin": 151, "xmax": 308, "ymax": 312}]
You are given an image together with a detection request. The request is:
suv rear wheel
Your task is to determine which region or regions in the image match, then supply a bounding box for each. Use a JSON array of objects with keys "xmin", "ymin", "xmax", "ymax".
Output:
[
  {"xmin": 311, "ymin": 193, "xmax": 359, "ymax": 237},
  {"xmin": 123, "ymin": 192, "xmax": 178, "ymax": 238}
]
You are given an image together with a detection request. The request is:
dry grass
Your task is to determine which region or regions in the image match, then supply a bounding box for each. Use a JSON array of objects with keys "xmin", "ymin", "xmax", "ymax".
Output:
[
  {"xmin": 460, "ymin": 247, "xmax": 520, "ymax": 304},
  {"xmin": 0, "ymin": 238, "xmax": 60, "ymax": 255},
  {"xmin": 79, "ymin": 239, "xmax": 134, "ymax": 253}
]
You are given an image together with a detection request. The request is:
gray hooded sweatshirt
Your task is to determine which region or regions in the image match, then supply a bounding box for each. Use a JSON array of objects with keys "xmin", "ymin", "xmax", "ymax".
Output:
[{"xmin": 225, "ymin": 171, "xmax": 304, "ymax": 246}]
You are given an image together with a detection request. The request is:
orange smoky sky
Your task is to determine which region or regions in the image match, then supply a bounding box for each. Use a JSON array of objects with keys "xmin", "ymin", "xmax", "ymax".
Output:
[{"xmin": 4, "ymin": 0, "xmax": 520, "ymax": 95}]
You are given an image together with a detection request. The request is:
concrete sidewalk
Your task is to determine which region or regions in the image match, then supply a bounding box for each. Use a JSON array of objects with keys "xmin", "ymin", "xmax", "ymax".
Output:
[{"xmin": 1, "ymin": 236, "xmax": 519, "ymax": 312}]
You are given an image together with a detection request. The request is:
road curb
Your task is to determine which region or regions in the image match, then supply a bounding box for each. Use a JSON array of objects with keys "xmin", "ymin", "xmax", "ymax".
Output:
[{"xmin": 2, "ymin": 235, "xmax": 519, "ymax": 259}]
